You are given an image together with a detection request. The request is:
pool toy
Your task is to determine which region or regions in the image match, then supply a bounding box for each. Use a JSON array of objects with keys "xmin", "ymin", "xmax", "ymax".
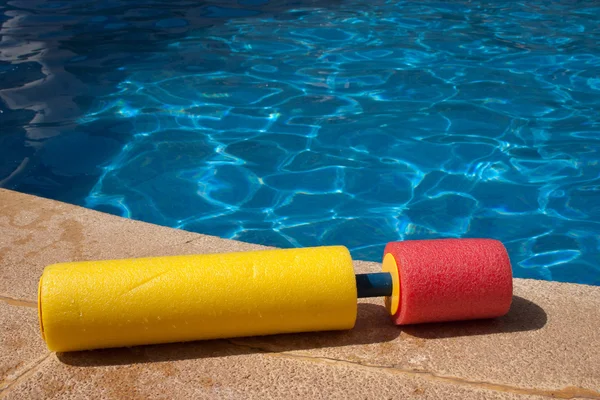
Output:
[
  {"xmin": 37, "ymin": 238, "xmax": 513, "ymax": 352},
  {"xmin": 383, "ymin": 239, "xmax": 513, "ymax": 325}
]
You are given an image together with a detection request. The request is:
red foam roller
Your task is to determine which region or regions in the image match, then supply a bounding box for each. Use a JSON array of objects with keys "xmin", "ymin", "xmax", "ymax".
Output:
[{"xmin": 383, "ymin": 238, "xmax": 513, "ymax": 325}]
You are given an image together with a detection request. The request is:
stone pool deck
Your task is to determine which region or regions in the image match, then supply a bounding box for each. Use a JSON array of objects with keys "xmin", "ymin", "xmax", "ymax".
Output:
[{"xmin": 1, "ymin": 187, "xmax": 599, "ymax": 399}]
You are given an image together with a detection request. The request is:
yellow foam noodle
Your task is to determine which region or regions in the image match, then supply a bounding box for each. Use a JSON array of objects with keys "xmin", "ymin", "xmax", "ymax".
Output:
[{"xmin": 38, "ymin": 246, "xmax": 357, "ymax": 352}]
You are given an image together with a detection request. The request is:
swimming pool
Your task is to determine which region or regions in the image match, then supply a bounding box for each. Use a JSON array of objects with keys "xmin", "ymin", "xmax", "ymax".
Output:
[{"xmin": 1, "ymin": 0, "xmax": 599, "ymax": 285}]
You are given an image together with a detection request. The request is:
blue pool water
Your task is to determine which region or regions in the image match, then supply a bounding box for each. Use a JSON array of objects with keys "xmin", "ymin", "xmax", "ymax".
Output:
[{"xmin": 1, "ymin": 1, "xmax": 599, "ymax": 285}]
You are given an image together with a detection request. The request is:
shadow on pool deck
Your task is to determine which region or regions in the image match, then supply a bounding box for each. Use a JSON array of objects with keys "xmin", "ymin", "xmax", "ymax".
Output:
[
  {"xmin": 57, "ymin": 296, "xmax": 546, "ymax": 367},
  {"xmin": 402, "ymin": 296, "xmax": 547, "ymax": 339}
]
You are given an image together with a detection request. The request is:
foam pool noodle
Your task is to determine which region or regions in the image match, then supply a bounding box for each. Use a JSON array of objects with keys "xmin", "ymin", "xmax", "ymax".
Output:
[
  {"xmin": 38, "ymin": 246, "xmax": 357, "ymax": 352},
  {"xmin": 37, "ymin": 238, "xmax": 514, "ymax": 352},
  {"xmin": 382, "ymin": 238, "xmax": 513, "ymax": 325}
]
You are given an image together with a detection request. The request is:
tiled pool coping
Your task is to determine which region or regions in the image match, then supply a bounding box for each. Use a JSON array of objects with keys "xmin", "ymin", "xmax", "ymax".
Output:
[{"xmin": 1, "ymin": 188, "xmax": 599, "ymax": 399}]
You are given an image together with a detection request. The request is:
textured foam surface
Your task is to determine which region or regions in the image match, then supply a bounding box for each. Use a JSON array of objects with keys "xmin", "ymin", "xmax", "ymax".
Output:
[
  {"xmin": 383, "ymin": 239, "xmax": 513, "ymax": 325},
  {"xmin": 38, "ymin": 246, "xmax": 357, "ymax": 352}
]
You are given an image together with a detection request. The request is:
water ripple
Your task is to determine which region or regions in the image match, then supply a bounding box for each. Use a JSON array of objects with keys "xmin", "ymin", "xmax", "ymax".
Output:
[{"xmin": 1, "ymin": 0, "xmax": 599, "ymax": 285}]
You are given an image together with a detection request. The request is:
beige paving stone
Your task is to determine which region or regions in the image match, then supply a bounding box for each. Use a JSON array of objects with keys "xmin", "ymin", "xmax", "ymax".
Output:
[
  {"xmin": 3, "ymin": 342, "xmax": 549, "ymax": 400},
  {"xmin": 1, "ymin": 188, "xmax": 599, "ymax": 399},
  {"xmin": 230, "ymin": 281, "xmax": 600, "ymax": 393},
  {"xmin": 0, "ymin": 188, "xmax": 232, "ymax": 301},
  {"xmin": 0, "ymin": 301, "xmax": 49, "ymax": 395}
]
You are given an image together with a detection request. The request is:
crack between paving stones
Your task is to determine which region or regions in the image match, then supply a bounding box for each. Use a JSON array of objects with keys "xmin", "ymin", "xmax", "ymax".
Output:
[
  {"xmin": 226, "ymin": 339, "xmax": 600, "ymax": 400},
  {"xmin": 0, "ymin": 353, "xmax": 52, "ymax": 398},
  {"xmin": 0, "ymin": 295, "xmax": 36, "ymax": 309}
]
